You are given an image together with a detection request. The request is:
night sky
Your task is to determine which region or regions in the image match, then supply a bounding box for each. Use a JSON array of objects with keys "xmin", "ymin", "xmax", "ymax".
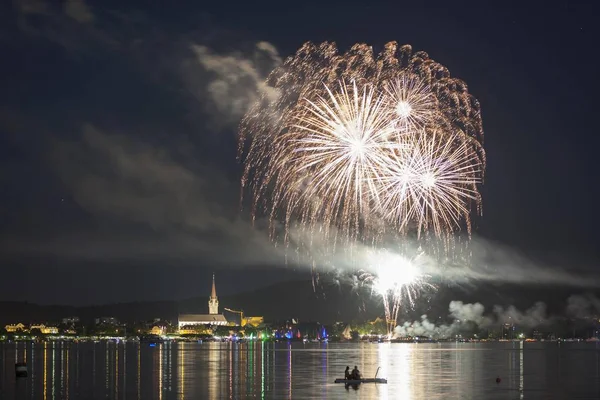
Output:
[{"xmin": 0, "ymin": 0, "xmax": 598, "ymax": 305}]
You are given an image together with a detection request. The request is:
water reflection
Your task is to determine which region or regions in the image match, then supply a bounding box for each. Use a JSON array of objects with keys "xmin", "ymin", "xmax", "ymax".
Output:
[
  {"xmin": 519, "ymin": 341, "xmax": 524, "ymax": 399},
  {"xmin": 1, "ymin": 341, "xmax": 600, "ymax": 399}
]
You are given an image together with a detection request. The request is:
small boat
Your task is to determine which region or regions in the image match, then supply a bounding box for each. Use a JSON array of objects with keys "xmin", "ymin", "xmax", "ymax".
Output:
[
  {"xmin": 335, "ymin": 367, "xmax": 387, "ymax": 384},
  {"xmin": 334, "ymin": 378, "xmax": 387, "ymax": 384}
]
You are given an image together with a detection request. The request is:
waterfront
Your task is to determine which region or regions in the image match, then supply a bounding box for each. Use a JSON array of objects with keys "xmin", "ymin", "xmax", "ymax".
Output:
[{"xmin": 1, "ymin": 341, "xmax": 600, "ymax": 399}]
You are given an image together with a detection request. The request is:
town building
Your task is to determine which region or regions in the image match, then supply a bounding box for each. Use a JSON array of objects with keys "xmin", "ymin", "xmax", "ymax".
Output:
[
  {"xmin": 95, "ymin": 317, "xmax": 119, "ymax": 326},
  {"xmin": 178, "ymin": 274, "xmax": 228, "ymax": 331},
  {"xmin": 30, "ymin": 324, "xmax": 59, "ymax": 334},
  {"xmin": 149, "ymin": 325, "xmax": 166, "ymax": 336},
  {"xmin": 62, "ymin": 317, "xmax": 80, "ymax": 325},
  {"xmin": 244, "ymin": 316, "xmax": 264, "ymax": 327},
  {"xmin": 223, "ymin": 309, "xmax": 264, "ymax": 327},
  {"xmin": 5, "ymin": 323, "xmax": 27, "ymax": 333},
  {"xmin": 5, "ymin": 323, "xmax": 59, "ymax": 334}
]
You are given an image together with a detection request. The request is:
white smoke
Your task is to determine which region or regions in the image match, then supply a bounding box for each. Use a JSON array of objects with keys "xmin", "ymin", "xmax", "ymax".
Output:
[
  {"xmin": 183, "ymin": 41, "xmax": 282, "ymax": 126},
  {"xmin": 492, "ymin": 302, "xmax": 548, "ymax": 327},
  {"xmin": 283, "ymin": 225, "xmax": 600, "ymax": 290},
  {"xmin": 394, "ymin": 299, "xmax": 556, "ymax": 339},
  {"xmin": 566, "ymin": 294, "xmax": 600, "ymax": 319}
]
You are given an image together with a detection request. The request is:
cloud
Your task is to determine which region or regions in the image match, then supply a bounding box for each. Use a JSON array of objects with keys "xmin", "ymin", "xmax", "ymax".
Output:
[
  {"xmin": 64, "ymin": 0, "xmax": 93, "ymax": 23},
  {"xmin": 437, "ymin": 236, "xmax": 600, "ymax": 288},
  {"xmin": 14, "ymin": 0, "xmax": 93, "ymax": 22},
  {"xmin": 10, "ymin": 0, "xmax": 116, "ymax": 52},
  {"xmin": 56, "ymin": 125, "xmax": 221, "ymax": 230},
  {"xmin": 183, "ymin": 41, "xmax": 281, "ymax": 127},
  {"xmin": 2, "ymin": 5, "xmax": 291, "ymax": 266},
  {"xmin": 0, "ymin": 124, "xmax": 285, "ymax": 265},
  {"xmin": 13, "ymin": 0, "xmax": 48, "ymax": 15},
  {"xmin": 8, "ymin": 2, "xmax": 282, "ymax": 130}
]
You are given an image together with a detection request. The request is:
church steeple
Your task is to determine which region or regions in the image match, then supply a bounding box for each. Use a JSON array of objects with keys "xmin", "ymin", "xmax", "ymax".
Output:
[
  {"xmin": 208, "ymin": 273, "xmax": 219, "ymax": 315},
  {"xmin": 211, "ymin": 273, "xmax": 217, "ymax": 299}
]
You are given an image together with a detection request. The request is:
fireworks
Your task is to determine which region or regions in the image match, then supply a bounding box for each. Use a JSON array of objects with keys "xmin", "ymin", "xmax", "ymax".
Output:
[
  {"xmin": 358, "ymin": 250, "xmax": 435, "ymax": 338},
  {"xmin": 239, "ymin": 41, "xmax": 484, "ymax": 246},
  {"xmin": 238, "ymin": 41, "xmax": 485, "ymax": 333},
  {"xmin": 383, "ymin": 74, "xmax": 437, "ymax": 133},
  {"xmin": 275, "ymin": 81, "xmax": 400, "ymax": 239},
  {"xmin": 374, "ymin": 130, "xmax": 482, "ymax": 239}
]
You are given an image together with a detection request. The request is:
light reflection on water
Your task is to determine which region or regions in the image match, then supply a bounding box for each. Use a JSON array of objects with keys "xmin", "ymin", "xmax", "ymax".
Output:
[{"xmin": 1, "ymin": 341, "xmax": 600, "ymax": 399}]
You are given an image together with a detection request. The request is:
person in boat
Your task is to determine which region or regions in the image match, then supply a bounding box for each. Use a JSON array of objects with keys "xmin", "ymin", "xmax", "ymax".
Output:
[
  {"xmin": 344, "ymin": 366, "xmax": 351, "ymax": 380},
  {"xmin": 350, "ymin": 366, "xmax": 361, "ymax": 380}
]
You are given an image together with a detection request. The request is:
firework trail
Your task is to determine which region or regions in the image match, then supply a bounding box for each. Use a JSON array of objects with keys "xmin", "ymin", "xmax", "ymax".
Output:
[{"xmin": 238, "ymin": 41, "xmax": 485, "ymax": 333}]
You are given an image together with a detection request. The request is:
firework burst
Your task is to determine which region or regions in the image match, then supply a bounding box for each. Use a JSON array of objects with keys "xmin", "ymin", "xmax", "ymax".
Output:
[
  {"xmin": 383, "ymin": 74, "xmax": 438, "ymax": 133},
  {"xmin": 278, "ymin": 81, "xmax": 402, "ymax": 240},
  {"xmin": 239, "ymin": 41, "xmax": 485, "ymax": 332},
  {"xmin": 240, "ymin": 41, "xmax": 484, "ymax": 246},
  {"xmin": 373, "ymin": 129, "xmax": 482, "ymax": 238}
]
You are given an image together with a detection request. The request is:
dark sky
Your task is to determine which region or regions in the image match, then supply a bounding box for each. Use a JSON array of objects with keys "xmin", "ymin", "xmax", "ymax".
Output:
[{"xmin": 0, "ymin": 0, "xmax": 598, "ymax": 305}]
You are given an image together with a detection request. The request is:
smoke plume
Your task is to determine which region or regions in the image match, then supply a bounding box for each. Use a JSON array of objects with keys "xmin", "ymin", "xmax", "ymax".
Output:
[{"xmin": 395, "ymin": 295, "xmax": 600, "ymax": 339}]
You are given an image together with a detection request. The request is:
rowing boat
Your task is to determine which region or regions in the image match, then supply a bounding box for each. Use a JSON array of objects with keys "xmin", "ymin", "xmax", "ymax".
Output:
[{"xmin": 334, "ymin": 378, "xmax": 387, "ymax": 384}]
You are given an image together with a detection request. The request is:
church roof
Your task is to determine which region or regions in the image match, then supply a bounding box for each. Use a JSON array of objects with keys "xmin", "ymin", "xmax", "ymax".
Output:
[{"xmin": 179, "ymin": 314, "xmax": 227, "ymax": 323}]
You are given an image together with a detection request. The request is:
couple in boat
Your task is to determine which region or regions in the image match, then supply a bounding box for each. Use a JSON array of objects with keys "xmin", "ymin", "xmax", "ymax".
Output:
[{"xmin": 344, "ymin": 366, "xmax": 361, "ymax": 380}]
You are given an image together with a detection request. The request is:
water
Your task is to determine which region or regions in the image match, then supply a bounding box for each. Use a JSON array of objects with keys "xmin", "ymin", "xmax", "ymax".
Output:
[{"xmin": 1, "ymin": 341, "xmax": 600, "ymax": 399}]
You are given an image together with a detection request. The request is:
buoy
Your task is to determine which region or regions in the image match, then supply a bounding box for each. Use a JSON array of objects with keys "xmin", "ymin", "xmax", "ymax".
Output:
[
  {"xmin": 15, "ymin": 362, "xmax": 27, "ymax": 378},
  {"xmin": 496, "ymin": 376, "xmax": 501, "ymax": 384}
]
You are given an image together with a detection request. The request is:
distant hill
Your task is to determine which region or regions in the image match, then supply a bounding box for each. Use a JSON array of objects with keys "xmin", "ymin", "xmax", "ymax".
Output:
[
  {"xmin": 0, "ymin": 279, "xmax": 598, "ymax": 326},
  {"xmin": 0, "ymin": 279, "xmax": 373, "ymax": 326}
]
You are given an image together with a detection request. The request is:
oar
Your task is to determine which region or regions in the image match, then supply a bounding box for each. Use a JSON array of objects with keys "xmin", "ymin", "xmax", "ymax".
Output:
[{"xmin": 375, "ymin": 366, "xmax": 381, "ymax": 379}]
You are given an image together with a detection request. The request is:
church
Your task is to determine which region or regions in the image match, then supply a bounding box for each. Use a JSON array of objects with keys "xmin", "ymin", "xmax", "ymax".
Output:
[{"xmin": 178, "ymin": 274, "xmax": 228, "ymax": 330}]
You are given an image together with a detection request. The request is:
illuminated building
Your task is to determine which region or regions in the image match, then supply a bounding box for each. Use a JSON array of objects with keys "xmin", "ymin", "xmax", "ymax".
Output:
[
  {"xmin": 178, "ymin": 274, "xmax": 228, "ymax": 331},
  {"xmin": 223, "ymin": 309, "xmax": 264, "ymax": 327},
  {"xmin": 5, "ymin": 323, "xmax": 27, "ymax": 333},
  {"xmin": 144, "ymin": 320, "xmax": 171, "ymax": 335},
  {"xmin": 150, "ymin": 325, "xmax": 166, "ymax": 335},
  {"xmin": 5, "ymin": 323, "xmax": 58, "ymax": 334},
  {"xmin": 179, "ymin": 326, "xmax": 212, "ymax": 335},
  {"xmin": 244, "ymin": 317, "xmax": 264, "ymax": 327},
  {"xmin": 30, "ymin": 324, "xmax": 59, "ymax": 334}
]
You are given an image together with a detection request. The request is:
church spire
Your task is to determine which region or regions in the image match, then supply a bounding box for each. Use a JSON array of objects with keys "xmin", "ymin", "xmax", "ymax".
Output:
[
  {"xmin": 211, "ymin": 273, "xmax": 217, "ymax": 299},
  {"xmin": 208, "ymin": 273, "xmax": 219, "ymax": 315}
]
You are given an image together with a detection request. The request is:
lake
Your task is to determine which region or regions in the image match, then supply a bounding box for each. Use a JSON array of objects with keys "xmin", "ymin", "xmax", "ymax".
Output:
[{"xmin": 1, "ymin": 340, "xmax": 600, "ymax": 399}]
